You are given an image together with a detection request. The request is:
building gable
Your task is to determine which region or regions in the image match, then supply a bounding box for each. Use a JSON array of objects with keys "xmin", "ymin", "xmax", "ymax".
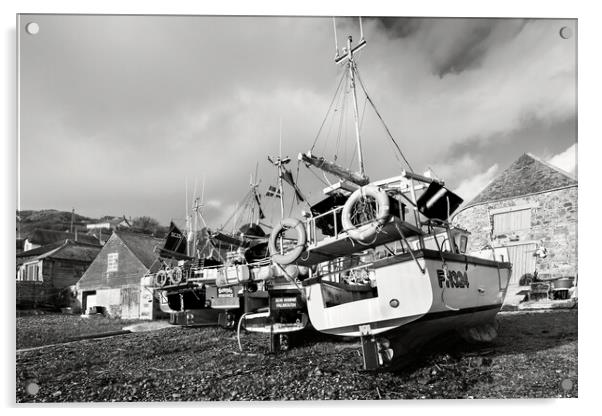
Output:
[
  {"xmin": 467, "ymin": 153, "xmax": 577, "ymax": 207},
  {"xmin": 76, "ymin": 231, "xmax": 163, "ymax": 290}
]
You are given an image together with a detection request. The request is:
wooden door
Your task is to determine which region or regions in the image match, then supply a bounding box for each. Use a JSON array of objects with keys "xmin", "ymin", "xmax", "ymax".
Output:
[
  {"xmin": 505, "ymin": 242, "xmax": 537, "ymax": 285},
  {"xmin": 120, "ymin": 287, "xmax": 140, "ymax": 319}
]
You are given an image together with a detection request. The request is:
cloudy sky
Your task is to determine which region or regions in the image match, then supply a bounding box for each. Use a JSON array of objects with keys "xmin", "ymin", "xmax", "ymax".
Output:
[{"xmin": 18, "ymin": 15, "xmax": 577, "ymax": 228}]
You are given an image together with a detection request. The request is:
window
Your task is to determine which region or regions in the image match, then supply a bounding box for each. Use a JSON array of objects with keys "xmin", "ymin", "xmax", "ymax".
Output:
[
  {"xmin": 492, "ymin": 208, "xmax": 532, "ymax": 235},
  {"xmin": 107, "ymin": 253, "xmax": 118, "ymax": 273},
  {"xmin": 23, "ymin": 262, "xmax": 41, "ymax": 281}
]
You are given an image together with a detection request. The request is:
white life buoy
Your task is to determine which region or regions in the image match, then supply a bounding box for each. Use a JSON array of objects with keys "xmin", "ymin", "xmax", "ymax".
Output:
[
  {"xmin": 170, "ymin": 266, "xmax": 184, "ymax": 285},
  {"xmin": 154, "ymin": 270, "xmax": 168, "ymax": 287},
  {"xmin": 341, "ymin": 185, "xmax": 391, "ymax": 242},
  {"xmin": 269, "ymin": 218, "xmax": 307, "ymax": 265}
]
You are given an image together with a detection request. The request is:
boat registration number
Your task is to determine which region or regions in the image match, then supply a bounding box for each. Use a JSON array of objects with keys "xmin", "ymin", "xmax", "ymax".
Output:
[
  {"xmin": 272, "ymin": 297, "xmax": 298, "ymax": 309},
  {"xmin": 218, "ymin": 287, "xmax": 234, "ymax": 297}
]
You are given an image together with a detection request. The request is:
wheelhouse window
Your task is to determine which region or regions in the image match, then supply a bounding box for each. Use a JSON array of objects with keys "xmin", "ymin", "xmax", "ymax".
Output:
[{"xmin": 107, "ymin": 253, "xmax": 118, "ymax": 273}]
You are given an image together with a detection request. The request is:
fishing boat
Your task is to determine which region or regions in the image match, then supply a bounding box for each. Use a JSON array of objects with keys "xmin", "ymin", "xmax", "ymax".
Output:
[
  {"xmin": 150, "ymin": 173, "xmax": 311, "ymax": 350},
  {"xmin": 266, "ymin": 18, "xmax": 512, "ymax": 370}
]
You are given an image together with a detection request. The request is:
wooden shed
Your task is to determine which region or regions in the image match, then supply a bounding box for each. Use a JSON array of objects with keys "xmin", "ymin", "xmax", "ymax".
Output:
[
  {"xmin": 76, "ymin": 230, "xmax": 167, "ymax": 320},
  {"xmin": 16, "ymin": 239, "xmax": 102, "ymax": 309}
]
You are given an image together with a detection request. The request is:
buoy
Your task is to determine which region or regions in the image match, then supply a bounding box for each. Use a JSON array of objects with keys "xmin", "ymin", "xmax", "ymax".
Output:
[
  {"xmin": 341, "ymin": 185, "xmax": 391, "ymax": 242},
  {"xmin": 154, "ymin": 270, "xmax": 168, "ymax": 287},
  {"xmin": 269, "ymin": 218, "xmax": 307, "ymax": 265}
]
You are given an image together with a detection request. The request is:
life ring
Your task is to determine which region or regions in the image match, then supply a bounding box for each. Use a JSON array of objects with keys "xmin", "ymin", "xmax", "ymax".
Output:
[
  {"xmin": 341, "ymin": 185, "xmax": 391, "ymax": 242},
  {"xmin": 170, "ymin": 266, "xmax": 184, "ymax": 285},
  {"xmin": 154, "ymin": 270, "xmax": 168, "ymax": 287},
  {"xmin": 269, "ymin": 218, "xmax": 307, "ymax": 265}
]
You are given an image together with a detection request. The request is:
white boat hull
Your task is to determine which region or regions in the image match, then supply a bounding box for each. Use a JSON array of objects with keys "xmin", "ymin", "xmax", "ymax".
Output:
[{"xmin": 304, "ymin": 249, "xmax": 511, "ymax": 338}]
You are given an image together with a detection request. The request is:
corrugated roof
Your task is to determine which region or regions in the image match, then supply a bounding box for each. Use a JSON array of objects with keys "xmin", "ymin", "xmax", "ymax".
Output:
[
  {"xmin": 466, "ymin": 153, "xmax": 577, "ymax": 207},
  {"xmin": 27, "ymin": 229, "xmax": 101, "ymax": 246},
  {"xmin": 115, "ymin": 230, "xmax": 164, "ymax": 269}
]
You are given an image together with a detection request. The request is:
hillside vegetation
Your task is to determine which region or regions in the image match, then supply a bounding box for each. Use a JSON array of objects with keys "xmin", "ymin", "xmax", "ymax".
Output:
[{"xmin": 16, "ymin": 209, "xmax": 169, "ymax": 239}]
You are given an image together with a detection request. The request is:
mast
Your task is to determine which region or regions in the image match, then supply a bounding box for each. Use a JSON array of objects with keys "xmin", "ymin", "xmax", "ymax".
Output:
[
  {"xmin": 303, "ymin": 18, "xmax": 369, "ymax": 184},
  {"xmin": 268, "ymin": 119, "xmax": 290, "ymax": 220},
  {"xmin": 346, "ymin": 35, "xmax": 365, "ymax": 177}
]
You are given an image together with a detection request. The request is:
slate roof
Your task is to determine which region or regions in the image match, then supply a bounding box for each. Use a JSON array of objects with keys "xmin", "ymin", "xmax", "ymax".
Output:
[
  {"xmin": 27, "ymin": 229, "xmax": 100, "ymax": 246},
  {"xmin": 115, "ymin": 230, "xmax": 164, "ymax": 269},
  {"xmin": 16, "ymin": 240, "xmax": 101, "ymax": 265},
  {"xmin": 466, "ymin": 153, "xmax": 577, "ymax": 207}
]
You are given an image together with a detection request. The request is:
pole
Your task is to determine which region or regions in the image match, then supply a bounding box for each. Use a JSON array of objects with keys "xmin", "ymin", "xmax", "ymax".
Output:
[
  {"xmin": 70, "ymin": 208, "xmax": 74, "ymax": 233},
  {"xmin": 347, "ymin": 35, "xmax": 365, "ymax": 176},
  {"xmin": 332, "ymin": 17, "xmax": 339, "ymax": 57},
  {"xmin": 278, "ymin": 119, "xmax": 285, "ymax": 219}
]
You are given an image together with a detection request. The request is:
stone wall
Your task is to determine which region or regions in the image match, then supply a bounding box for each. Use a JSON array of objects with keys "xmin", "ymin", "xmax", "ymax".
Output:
[{"xmin": 452, "ymin": 186, "xmax": 577, "ymax": 279}]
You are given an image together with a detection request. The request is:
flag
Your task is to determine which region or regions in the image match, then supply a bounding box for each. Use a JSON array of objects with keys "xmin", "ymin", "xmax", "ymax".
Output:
[
  {"xmin": 266, "ymin": 185, "xmax": 281, "ymax": 199},
  {"xmin": 162, "ymin": 221, "xmax": 187, "ymax": 255},
  {"xmin": 253, "ymin": 190, "xmax": 266, "ymax": 219},
  {"xmin": 280, "ymin": 168, "xmax": 306, "ymax": 203}
]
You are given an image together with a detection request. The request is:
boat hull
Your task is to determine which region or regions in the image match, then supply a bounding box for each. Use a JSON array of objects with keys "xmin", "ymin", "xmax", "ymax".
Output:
[{"xmin": 304, "ymin": 249, "xmax": 511, "ymax": 338}]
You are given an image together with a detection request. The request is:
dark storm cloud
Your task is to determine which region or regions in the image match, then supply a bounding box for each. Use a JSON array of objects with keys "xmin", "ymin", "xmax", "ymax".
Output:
[
  {"xmin": 368, "ymin": 17, "xmax": 528, "ymax": 77},
  {"xmin": 365, "ymin": 17, "xmax": 423, "ymax": 39}
]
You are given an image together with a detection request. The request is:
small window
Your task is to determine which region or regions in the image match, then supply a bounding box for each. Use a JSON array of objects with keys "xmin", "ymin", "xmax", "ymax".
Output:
[
  {"xmin": 458, "ymin": 235, "xmax": 468, "ymax": 254},
  {"xmin": 24, "ymin": 263, "xmax": 41, "ymax": 281},
  {"xmin": 492, "ymin": 208, "xmax": 531, "ymax": 236},
  {"xmin": 107, "ymin": 253, "xmax": 119, "ymax": 273}
]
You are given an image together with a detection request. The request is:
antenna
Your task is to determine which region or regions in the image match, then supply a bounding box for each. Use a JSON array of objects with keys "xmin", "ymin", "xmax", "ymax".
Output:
[
  {"xmin": 359, "ymin": 16, "xmax": 364, "ymax": 40},
  {"xmin": 332, "ymin": 17, "xmax": 339, "ymax": 58},
  {"xmin": 201, "ymin": 175, "xmax": 206, "ymax": 205},
  {"xmin": 185, "ymin": 177, "xmax": 190, "ymax": 233}
]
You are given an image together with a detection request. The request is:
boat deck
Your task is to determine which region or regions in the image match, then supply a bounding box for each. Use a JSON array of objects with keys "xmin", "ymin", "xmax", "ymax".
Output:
[{"xmin": 296, "ymin": 218, "xmax": 423, "ymax": 267}]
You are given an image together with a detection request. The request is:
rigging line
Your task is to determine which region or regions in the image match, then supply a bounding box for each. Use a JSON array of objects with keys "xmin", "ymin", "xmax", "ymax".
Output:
[
  {"xmin": 360, "ymin": 92, "xmax": 368, "ymax": 129},
  {"xmin": 354, "ymin": 66, "xmax": 415, "ymax": 173},
  {"xmin": 320, "ymin": 71, "xmax": 346, "ymax": 157},
  {"xmin": 310, "ymin": 69, "xmax": 347, "ymax": 152},
  {"xmin": 219, "ymin": 189, "xmax": 251, "ymax": 232},
  {"xmin": 323, "ymin": 170, "xmax": 333, "ymax": 186},
  {"xmin": 334, "ymin": 74, "xmax": 348, "ymax": 161},
  {"xmin": 307, "ymin": 165, "xmax": 330, "ymax": 186}
]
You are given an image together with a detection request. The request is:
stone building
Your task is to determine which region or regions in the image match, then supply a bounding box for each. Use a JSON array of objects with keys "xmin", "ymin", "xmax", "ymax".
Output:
[
  {"xmin": 76, "ymin": 230, "xmax": 168, "ymax": 320},
  {"xmin": 452, "ymin": 153, "xmax": 577, "ymax": 286}
]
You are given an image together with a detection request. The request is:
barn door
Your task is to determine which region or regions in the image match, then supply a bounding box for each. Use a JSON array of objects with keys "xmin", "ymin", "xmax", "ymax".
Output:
[
  {"xmin": 505, "ymin": 242, "xmax": 537, "ymax": 285},
  {"xmin": 120, "ymin": 287, "xmax": 140, "ymax": 319}
]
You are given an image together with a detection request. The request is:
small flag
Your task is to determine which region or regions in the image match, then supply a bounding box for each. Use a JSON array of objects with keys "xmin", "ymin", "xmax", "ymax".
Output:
[{"xmin": 266, "ymin": 185, "xmax": 281, "ymax": 199}]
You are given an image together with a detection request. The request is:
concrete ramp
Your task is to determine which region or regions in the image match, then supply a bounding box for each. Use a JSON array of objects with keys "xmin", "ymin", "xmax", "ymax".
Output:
[
  {"xmin": 122, "ymin": 321, "xmax": 172, "ymax": 332},
  {"xmin": 501, "ymin": 284, "xmax": 529, "ymax": 311}
]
